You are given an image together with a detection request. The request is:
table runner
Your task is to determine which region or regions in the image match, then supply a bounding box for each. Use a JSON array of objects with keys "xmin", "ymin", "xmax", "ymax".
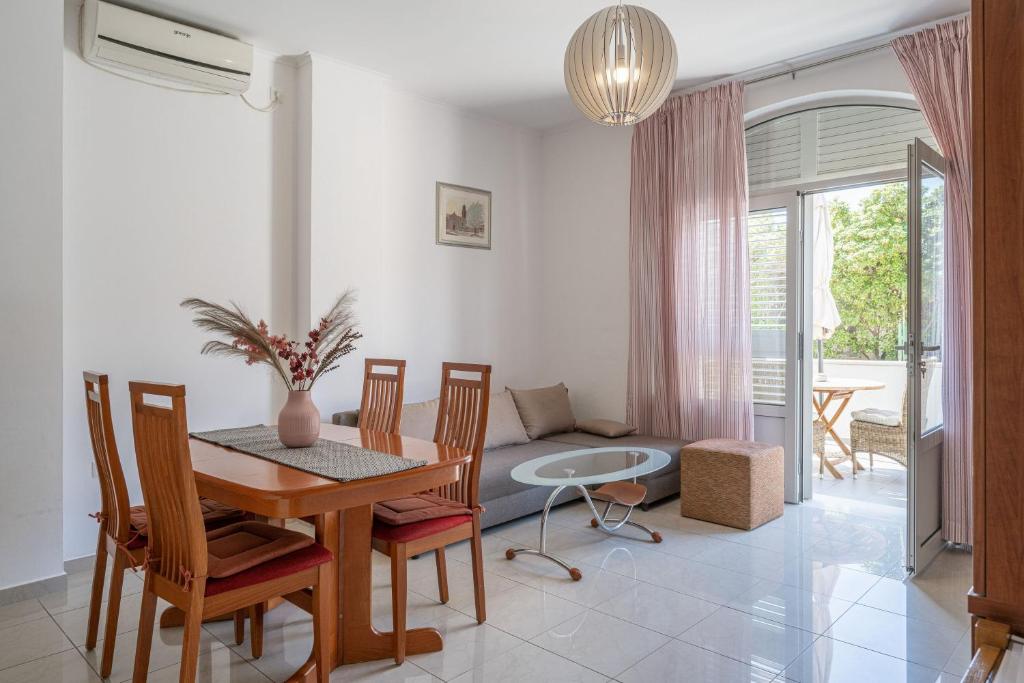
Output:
[{"xmin": 190, "ymin": 425, "xmax": 426, "ymax": 482}]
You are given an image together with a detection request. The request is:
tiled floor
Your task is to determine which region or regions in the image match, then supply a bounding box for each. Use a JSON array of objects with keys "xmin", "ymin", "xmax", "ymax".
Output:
[{"xmin": 0, "ymin": 493, "xmax": 971, "ymax": 682}]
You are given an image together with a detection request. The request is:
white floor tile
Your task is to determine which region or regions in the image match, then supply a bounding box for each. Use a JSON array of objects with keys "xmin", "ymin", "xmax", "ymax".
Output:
[
  {"xmin": 941, "ymin": 630, "xmax": 973, "ymax": 678},
  {"xmin": 784, "ymin": 636, "xmax": 947, "ymax": 683},
  {"xmin": 469, "ymin": 584, "xmax": 586, "ymax": 640},
  {"xmin": 0, "ymin": 598, "xmax": 48, "ymax": 631},
  {"xmin": 775, "ymin": 563, "xmax": 881, "ymax": 603},
  {"xmin": 823, "ymin": 604, "xmax": 965, "ymax": 670},
  {"xmin": 140, "ymin": 646, "xmax": 270, "ymax": 683},
  {"xmin": 618, "ymin": 640, "xmax": 776, "ymax": 683},
  {"xmin": 678, "ymin": 607, "xmax": 817, "ymax": 676},
  {"xmin": 329, "ymin": 659, "xmax": 439, "ymax": 682},
  {"xmin": 727, "ymin": 582, "xmax": 854, "ymax": 635},
  {"xmin": 857, "ymin": 575, "xmax": 970, "ymax": 632},
  {"xmin": 407, "ymin": 609, "xmax": 522, "ymax": 680},
  {"xmin": 594, "ymin": 581, "xmax": 718, "ymax": 637},
  {"xmin": 529, "ymin": 610, "xmax": 668, "ymax": 678},
  {"xmin": 40, "ymin": 568, "xmax": 143, "ymax": 616},
  {"xmin": 449, "ymin": 641, "xmax": 606, "ymax": 683},
  {"xmin": 0, "ymin": 649, "xmax": 100, "ymax": 683},
  {"xmin": 521, "ymin": 567, "xmax": 639, "ymax": 609},
  {"xmin": 0, "ymin": 615, "xmax": 75, "ymax": 671},
  {"xmin": 643, "ymin": 557, "xmax": 764, "ymax": 605},
  {"xmin": 80, "ymin": 624, "xmax": 225, "ymax": 683}
]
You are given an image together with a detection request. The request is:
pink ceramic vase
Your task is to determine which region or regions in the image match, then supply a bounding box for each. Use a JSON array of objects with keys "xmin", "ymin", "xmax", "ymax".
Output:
[{"xmin": 278, "ymin": 390, "xmax": 320, "ymax": 448}]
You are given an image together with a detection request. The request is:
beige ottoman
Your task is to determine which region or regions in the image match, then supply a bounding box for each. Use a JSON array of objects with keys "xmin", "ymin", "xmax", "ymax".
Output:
[{"xmin": 680, "ymin": 439, "xmax": 784, "ymax": 530}]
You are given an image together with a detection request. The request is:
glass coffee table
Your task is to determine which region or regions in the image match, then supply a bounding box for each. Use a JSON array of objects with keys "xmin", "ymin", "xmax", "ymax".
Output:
[{"xmin": 504, "ymin": 446, "xmax": 670, "ymax": 580}]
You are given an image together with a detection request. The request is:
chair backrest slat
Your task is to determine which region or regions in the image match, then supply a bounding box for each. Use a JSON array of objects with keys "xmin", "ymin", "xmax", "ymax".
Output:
[
  {"xmin": 358, "ymin": 358, "xmax": 406, "ymax": 434},
  {"xmin": 432, "ymin": 362, "xmax": 491, "ymax": 508},
  {"xmin": 129, "ymin": 381, "xmax": 208, "ymax": 588},
  {"xmin": 83, "ymin": 372, "xmax": 132, "ymax": 542}
]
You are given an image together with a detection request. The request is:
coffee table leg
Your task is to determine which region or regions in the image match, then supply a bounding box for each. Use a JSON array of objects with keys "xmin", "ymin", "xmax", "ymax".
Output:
[{"xmin": 505, "ymin": 486, "xmax": 583, "ymax": 581}]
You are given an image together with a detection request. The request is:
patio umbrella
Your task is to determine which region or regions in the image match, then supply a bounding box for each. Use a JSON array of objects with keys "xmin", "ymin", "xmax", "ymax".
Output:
[{"xmin": 812, "ymin": 193, "xmax": 842, "ymax": 380}]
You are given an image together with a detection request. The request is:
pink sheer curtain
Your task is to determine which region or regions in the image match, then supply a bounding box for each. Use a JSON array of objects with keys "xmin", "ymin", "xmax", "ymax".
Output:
[
  {"xmin": 627, "ymin": 82, "xmax": 753, "ymax": 441},
  {"xmin": 893, "ymin": 17, "xmax": 972, "ymax": 545}
]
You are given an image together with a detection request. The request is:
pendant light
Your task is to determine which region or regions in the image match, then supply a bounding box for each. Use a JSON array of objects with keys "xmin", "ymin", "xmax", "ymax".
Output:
[{"xmin": 564, "ymin": 4, "xmax": 677, "ymax": 126}]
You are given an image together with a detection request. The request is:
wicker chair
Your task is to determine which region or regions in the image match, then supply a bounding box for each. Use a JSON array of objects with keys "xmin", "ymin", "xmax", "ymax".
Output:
[
  {"xmin": 850, "ymin": 391, "xmax": 908, "ymax": 469},
  {"xmin": 813, "ymin": 419, "xmax": 826, "ymax": 475}
]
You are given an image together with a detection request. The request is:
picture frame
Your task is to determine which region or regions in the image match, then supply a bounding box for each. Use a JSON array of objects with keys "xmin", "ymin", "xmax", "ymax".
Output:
[{"xmin": 436, "ymin": 181, "xmax": 492, "ymax": 250}]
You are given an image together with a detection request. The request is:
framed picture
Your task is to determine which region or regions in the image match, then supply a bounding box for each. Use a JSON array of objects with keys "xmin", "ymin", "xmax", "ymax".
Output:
[{"xmin": 436, "ymin": 182, "xmax": 492, "ymax": 249}]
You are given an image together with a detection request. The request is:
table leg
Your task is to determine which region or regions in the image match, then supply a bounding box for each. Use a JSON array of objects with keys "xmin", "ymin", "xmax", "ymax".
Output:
[
  {"xmin": 505, "ymin": 486, "xmax": 583, "ymax": 580},
  {"xmin": 339, "ymin": 505, "xmax": 443, "ymax": 664}
]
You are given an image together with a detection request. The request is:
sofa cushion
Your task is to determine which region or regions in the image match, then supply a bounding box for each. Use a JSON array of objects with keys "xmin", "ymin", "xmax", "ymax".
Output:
[
  {"xmin": 484, "ymin": 391, "xmax": 531, "ymax": 449},
  {"xmin": 540, "ymin": 431, "xmax": 691, "ymax": 482},
  {"xmin": 479, "ymin": 440, "xmax": 577, "ymax": 501},
  {"xmin": 507, "ymin": 383, "xmax": 576, "ymax": 439},
  {"xmin": 399, "ymin": 398, "xmax": 440, "ymax": 442},
  {"xmin": 576, "ymin": 418, "xmax": 637, "ymax": 438}
]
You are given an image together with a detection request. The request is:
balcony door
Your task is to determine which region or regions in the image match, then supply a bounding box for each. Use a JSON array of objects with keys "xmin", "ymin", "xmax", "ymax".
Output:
[{"xmin": 906, "ymin": 138, "xmax": 946, "ymax": 574}]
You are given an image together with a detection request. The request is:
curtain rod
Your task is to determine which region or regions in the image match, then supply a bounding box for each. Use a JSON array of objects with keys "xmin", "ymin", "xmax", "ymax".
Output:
[{"xmin": 676, "ymin": 11, "xmax": 969, "ymax": 95}]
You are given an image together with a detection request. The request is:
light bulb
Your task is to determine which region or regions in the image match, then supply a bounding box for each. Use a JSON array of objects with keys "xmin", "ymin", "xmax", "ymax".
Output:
[{"xmin": 614, "ymin": 65, "xmax": 630, "ymax": 83}]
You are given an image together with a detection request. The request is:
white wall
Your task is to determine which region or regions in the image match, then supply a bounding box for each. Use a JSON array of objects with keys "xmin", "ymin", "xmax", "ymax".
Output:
[
  {"xmin": 61, "ymin": 7, "xmax": 296, "ymax": 560},
  {"xmin": 538, "ymin": 49, "xmax": 917, "ymax": 437},
  {"xmin": 0, "ymin": 0, "xmax": 65, "ymax": 590},
  {"xmin": 300, "ymin": 56, "xmax": 546, "ymax": 412},
  {"xmin": 59, "ymin": 40, "xmax": 545, "ymax": 564}
]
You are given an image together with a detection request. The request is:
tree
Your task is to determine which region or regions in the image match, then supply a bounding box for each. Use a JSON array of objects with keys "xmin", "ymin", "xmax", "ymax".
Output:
[{"xmin": 824, "ymin": 183, "xmax": 908, "ymax": 360}]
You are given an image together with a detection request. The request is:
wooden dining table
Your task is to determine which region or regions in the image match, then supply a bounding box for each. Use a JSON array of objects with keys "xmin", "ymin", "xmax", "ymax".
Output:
[
  {"xmin": 175, "ymin": 423, "xmax": 471, "ymax": 682},
  {"xmin": 812, "ymin": 377, "xmax": 885, "ymax": 479}
]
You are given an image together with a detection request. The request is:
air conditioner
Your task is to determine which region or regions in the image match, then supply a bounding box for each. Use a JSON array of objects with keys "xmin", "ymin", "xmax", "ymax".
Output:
[{"xmin": 81, "ymin": 0, "xmax": 252, "ymax": 94}]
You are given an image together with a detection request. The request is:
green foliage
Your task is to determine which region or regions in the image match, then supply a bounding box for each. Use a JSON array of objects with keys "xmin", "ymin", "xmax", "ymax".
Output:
[{"xmin": 823, "ymin": 183, "xmax": 908, "ymax": 360}]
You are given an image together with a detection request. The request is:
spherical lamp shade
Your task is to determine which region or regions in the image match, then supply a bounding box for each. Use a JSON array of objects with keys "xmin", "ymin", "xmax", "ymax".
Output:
[{"xmin": 564, "ymin": 4, "xmax": 678, "ymax": 126}]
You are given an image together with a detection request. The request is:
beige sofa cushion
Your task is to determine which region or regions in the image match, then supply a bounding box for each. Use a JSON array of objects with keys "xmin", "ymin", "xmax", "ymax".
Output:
[
  {"xmin": 399, "ymin": 398, "xmax": 439, "ymax": 442},
  {"xmin": 576, "ymin": 418, "xmax": 637, "ymax": 438},
  {"xmin": 507, "ymin": 383, "xmax": 576, "ymax": 440},
  {"xmin": 399, "ymin": 391, "xmax": 530, "ymax": 450},
  {"xmin": 485, "ymin": 390, "xmax": 531, "ymax": 449}
]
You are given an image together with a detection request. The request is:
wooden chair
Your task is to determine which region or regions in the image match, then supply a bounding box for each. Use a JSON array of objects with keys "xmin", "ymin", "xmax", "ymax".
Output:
[
  {"xmin": 128, "ymin": 381, "xmax": 333, "ymax": 683},
  {"xmin": 371, "ymin": 362, "xmax": 491, "ymax": 664},
  {"xmin": 358, "ymin": 358, "xmax": 406, "ymax": 433},
  {"xmin": 82, "ymin": 372, "xmax": 244, "ymax": 678}
]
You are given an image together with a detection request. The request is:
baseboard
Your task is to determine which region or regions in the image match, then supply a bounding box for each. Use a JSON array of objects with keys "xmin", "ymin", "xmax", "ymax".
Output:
[
  {"xmin": 0, "ymin": 573, "xmax": 67, "ymax": 607},
  {"xmin": 0, "ymin": 554, "xmax": 97, "ymax": 607},
  {"xmin": 64, "ymin": 554, "xmax": 96, "ymax": 575}
]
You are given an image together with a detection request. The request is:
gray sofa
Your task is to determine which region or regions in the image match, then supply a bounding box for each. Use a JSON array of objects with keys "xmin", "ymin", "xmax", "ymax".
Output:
[{"xmin": 331, "ymin": 407, "xmax": 690, "ymax": 530}]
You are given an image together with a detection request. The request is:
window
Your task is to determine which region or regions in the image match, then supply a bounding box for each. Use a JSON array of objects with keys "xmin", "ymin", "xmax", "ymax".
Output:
[
  {"xmin": 749, "ymin": 207, "xmax": 788, "ymax": 404},
  {"xmin": 746, "ymin": 105, "xmax": 936, "ymax": 192}
]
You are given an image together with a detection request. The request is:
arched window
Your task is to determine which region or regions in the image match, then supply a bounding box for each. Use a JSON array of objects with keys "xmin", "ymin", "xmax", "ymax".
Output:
[{"xmin": 746, "ymin": 105, "xmax": 936, "ymax": 192}]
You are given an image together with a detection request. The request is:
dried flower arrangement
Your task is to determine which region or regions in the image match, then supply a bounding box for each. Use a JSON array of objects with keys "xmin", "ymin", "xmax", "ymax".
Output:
[{"xmin": 181, "ymin": 291, "xmax": 362, "ymax": 391}]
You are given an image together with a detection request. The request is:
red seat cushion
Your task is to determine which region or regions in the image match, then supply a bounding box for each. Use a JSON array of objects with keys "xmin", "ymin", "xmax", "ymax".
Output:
[
  {"xmin": 205, "ymin": 521, "xmax": 315, "ymax": 578},
  {"xmin": 373, "ymin": 493, "xmax": 472, "ymax": 526},
  {"xmin": 372, "ymin": 515, "xmax": 472, "ymax": 543},
  {"xmin": 205, "ymin": 543, "xmax": 333, "ymax": 597}
]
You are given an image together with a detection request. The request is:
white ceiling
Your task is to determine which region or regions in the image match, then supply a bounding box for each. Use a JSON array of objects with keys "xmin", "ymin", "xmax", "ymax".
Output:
[{"xmin": 126, "ymin": 0, "xmax": 968, "ymax": 130}]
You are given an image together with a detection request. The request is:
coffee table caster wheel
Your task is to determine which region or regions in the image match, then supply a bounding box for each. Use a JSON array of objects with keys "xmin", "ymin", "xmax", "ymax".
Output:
[
  {"xmin": 569, "ymin": 567, "xmax": 582, "ymax": 581},
  {"xmin": 652, "ymin": 531, "xmax": 663, "ymax": 543},
  {"xmin": 590, "ymin": 518, "xmax": 598, "ymax": 528},
  {"xmin": 505, "ymin": 548, "xmax": 516, "ymax": 560}
]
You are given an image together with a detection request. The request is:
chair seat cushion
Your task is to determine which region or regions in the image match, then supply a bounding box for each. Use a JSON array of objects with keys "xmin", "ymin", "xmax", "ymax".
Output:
[
  {"xmin": 373, "ymin": 493, "xmax": 472, "ymax": 526},
  {"xmin": 851, "ymin": 408, "xmax": 901, "ymax": 427},
  {"xmin": 205, "ymin": 542, "xmax": 332, "ymax": 597},
  {"xmin": 205, "ymin": 521, "xmax": 315, "ymax": 579},
  {"xmin": 372, "ymin": 514, "xmax": 472, "ymax": 543},
  {"xmin": 128, "ymin": 498, "xmax": 245, "ymax": 537},
  {"xmin": 590, "ymin": 481, "xmax": 647, "ymax": 507}
]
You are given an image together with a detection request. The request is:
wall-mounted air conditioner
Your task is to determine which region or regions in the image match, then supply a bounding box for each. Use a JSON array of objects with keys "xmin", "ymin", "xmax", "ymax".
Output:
[{"xmin": 80, "ymin": 0, "xmax": 252, "ymax": 94}]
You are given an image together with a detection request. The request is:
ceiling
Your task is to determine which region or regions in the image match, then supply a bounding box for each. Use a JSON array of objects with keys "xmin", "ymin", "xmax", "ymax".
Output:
[{"xmin": 125, "ymin": 0, "xmax": 968, "ymax": 130}]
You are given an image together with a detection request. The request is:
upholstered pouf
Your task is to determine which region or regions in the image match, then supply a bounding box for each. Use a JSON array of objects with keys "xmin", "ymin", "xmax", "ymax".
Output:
[{"xmin": 679, "ymin": 439, "xmax": 784, "ymax": 530}]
